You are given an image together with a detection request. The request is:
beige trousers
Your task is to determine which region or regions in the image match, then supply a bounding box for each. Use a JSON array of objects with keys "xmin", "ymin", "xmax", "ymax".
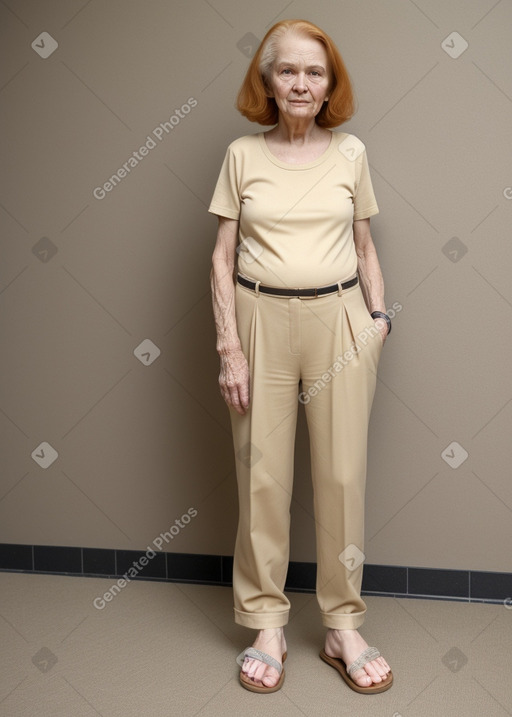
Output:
[{"xmin": 229, "ymin": 276, "xmax": 383, "ymax": 630}]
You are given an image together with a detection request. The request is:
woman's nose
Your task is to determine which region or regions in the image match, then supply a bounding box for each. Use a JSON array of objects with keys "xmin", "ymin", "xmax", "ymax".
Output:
[{"xmin": 293, "ymin": 74, "xmax": 307, "ymax": 92}]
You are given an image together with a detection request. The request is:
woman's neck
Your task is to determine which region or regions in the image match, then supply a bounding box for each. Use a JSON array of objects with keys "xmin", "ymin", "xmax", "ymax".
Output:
[{"xmin": 267, "ymin": 117, "xmax": 328, "ymax": 146}]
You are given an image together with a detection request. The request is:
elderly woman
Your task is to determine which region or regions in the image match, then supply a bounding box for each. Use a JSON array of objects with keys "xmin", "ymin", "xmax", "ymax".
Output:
[{"xmin": 209, "ymin": 19, "xmax": 393, "ymax": 694}]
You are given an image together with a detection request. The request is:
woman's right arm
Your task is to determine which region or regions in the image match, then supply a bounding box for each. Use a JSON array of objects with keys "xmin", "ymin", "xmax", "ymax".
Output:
[{"xmin": 210, "ymin": 216, "xmax": 250, "ymax": 415}]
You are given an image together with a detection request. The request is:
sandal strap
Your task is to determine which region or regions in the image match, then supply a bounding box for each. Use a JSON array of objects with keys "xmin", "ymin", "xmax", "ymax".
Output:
[
  {"xmin": 347, "ymin": 646, "xmax": 381, "ymax": 676},
  {"xmin": 236, "ymin": 647, "xmax": 283, "ymax": 674}
]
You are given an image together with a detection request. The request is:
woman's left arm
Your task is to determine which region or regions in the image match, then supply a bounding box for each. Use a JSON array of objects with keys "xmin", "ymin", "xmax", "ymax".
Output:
[{"xmin": 353, "ymin": 218, "xmax": 389, "ymax": 344}]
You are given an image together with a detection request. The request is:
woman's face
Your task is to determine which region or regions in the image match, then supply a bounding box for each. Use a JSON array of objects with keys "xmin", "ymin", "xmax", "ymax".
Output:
[{"xmin": 266, "ymin": 33, "xmax": 331, "ymax": 122}]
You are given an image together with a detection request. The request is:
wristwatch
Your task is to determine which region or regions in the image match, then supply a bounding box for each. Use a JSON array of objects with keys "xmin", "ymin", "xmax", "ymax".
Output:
[{"xmin": 371, "ymin": 311, "xmax": 392, "ymax": 335}]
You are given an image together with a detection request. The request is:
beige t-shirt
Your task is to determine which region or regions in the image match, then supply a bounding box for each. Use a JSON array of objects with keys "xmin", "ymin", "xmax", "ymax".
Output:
[{"xmin": 208, "ymin": 130, "xmax": 379, "ymax": 288}]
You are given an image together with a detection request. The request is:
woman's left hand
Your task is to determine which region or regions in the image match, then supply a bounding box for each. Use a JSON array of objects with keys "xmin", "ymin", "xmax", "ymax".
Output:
[{"xmin": 373, "ymin": 317, "xmax": 389, "ymax": 346}]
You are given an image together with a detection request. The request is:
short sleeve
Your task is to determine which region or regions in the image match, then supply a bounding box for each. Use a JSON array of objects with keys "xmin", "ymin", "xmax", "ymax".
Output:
[
  {"xmin": 208, "ymin": 145, "xmax": 240, "ymax": 220},
  {"xmin": 353, "ymin": 148, "xmax": 379, "ymax": 221}
]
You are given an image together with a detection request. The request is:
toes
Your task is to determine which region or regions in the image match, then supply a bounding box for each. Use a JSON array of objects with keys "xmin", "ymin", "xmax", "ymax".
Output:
[
  {"xmin": 352, "ymin": 660, "xmax": 390, "ymax": 686},
  {"xmin": 243, "ymin": 659, "xmax": 280, "ymax": 687},
  {"xmin": 352, "ymin": 668, "xmax": 374, "ymax": 686},
  {"xmin": 242, "ymin": 658, "xmax": 261, "ymax": 683},
  {"xmin": 261, "ymin": 667, "xmax": 280, "ymax": 687},
  {"xmin": 379, "ymin": 656, "xmax": 391, "ymax": 672},
  {"xmin": 374, "ymin": 657, "xmax": 391, "ymax": 677}
]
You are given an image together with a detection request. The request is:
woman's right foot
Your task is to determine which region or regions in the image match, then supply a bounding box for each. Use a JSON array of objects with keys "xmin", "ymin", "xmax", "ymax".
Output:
[{"xmin": 241, "ymin": 627, "xmax": 287, "ymax": 688}]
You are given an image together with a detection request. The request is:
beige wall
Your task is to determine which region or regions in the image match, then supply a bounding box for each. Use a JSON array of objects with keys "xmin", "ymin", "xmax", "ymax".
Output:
[{"xmin": 1, "ymin": 0, "xmax": 511, "ymax": 573}]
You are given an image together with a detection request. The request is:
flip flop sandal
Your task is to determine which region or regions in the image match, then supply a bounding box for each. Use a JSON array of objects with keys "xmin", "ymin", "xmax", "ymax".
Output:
[
  {"xmin": 236, "ymin": 647, "xmax": 287, "ymax": 693},
  {"xmin": 319, "ymin": 646, "xmax": 393, "ymax": 694}
]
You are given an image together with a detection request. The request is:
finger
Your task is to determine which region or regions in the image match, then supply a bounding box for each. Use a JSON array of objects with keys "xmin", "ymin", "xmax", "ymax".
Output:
[
  {"xmin": 226, "ymin": 382, "xmax": 249, "ymax": 414},
  {"xmin": 233, "ymin": 396, "xmax": 247, "ymax": 415},
  {"xmin": 238, "ymin": 383, "xmax": 250, "ymax": 411},
  {"xmin": 221, "ymin": 386, "xmax": 243, "ymax": 414},
  {"xmin": 228, "ymin": 386, "xmax": 246, "ymax": 415}
]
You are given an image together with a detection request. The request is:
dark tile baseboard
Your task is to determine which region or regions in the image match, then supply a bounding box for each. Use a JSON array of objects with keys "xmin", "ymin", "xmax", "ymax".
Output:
[{"xmin": 0, "ymin": 543, "xmax": 510, "ymax": 605}]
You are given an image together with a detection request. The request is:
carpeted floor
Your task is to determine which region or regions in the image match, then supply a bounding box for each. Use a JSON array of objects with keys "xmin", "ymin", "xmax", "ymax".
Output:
[{"xmin": 0, "ymin": 571, "xmax": 510, "ymax": 716}]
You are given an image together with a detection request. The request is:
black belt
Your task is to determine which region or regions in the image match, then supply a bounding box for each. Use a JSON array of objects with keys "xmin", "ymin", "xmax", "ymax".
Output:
[{"xmin": 237, "ymin": 274, "xmax": 358, "ymax": 298}]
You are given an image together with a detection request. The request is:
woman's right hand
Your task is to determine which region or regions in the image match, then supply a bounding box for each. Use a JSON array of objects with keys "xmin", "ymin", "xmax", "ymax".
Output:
[{"xmin": 218, "ymin": 348, "xmax": 250, "ymax": 415}]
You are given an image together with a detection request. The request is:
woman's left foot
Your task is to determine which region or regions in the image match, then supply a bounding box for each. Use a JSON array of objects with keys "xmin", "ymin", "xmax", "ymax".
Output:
[
  {"xmin": 324, "ymin": 628, "xmax": 392, "ymax": 688},
  {"xmin": 241, "ymin": 627, "xmax": 287, "ymax": 689}
]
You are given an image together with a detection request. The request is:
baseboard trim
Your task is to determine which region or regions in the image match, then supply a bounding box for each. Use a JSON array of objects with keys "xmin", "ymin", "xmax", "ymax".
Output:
[{"xmin": 0, "ymin": 543, "xmax": 510, "ymax": 605}]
